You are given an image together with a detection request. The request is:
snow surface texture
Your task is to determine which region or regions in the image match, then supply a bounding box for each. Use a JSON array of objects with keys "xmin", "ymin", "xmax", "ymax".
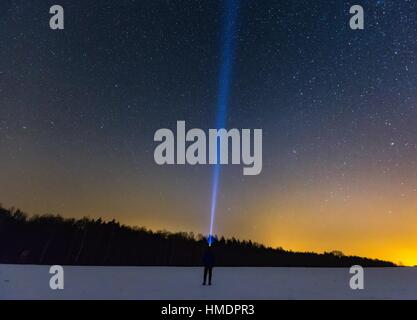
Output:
[{"xmin": 1, "ymin": 264, "xmax": 417, "ymax": 300}]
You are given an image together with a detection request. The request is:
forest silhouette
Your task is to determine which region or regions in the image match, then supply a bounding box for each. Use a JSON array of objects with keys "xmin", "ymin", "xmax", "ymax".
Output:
[{"xmin": 0, "ymin": 205, "xmax": 395, "ymax": 267}]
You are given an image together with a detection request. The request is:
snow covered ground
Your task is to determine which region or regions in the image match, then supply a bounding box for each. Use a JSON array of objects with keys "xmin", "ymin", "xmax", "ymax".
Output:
[{"xmin": 1, "ymin": 264, "xmax": 417, "ymax": 300}]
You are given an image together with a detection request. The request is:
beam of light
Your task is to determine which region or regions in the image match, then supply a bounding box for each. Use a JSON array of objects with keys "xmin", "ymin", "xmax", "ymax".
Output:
[{"xmin": 208, "ymin": 0, "xmax": 240, "ymax": 246}]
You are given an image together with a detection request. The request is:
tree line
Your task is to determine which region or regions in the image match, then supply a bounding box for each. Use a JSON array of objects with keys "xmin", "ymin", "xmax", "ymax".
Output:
[{"xmin": 0, "ymin": 206, "xmax": 395, "ymax": 267}]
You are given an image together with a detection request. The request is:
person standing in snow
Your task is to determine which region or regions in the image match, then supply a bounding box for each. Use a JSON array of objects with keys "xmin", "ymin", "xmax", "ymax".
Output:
[{"xmin": 202, "ymin": 246, "xmax": 215, "ymax": 285}]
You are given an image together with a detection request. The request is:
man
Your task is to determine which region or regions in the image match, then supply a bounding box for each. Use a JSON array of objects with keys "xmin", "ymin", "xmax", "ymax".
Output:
[{"xmin": 202, "ymin": 246, "xmax": 215, "ymax": 285}]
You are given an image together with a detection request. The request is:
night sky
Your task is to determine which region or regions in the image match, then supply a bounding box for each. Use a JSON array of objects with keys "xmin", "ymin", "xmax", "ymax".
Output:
[{"xmin": 1, "ymin": 0, "xmax": 417, "ymax": 265}]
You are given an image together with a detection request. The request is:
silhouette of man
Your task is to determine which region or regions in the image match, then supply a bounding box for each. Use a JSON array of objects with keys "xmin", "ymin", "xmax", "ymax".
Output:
[{"xmin": 202, "ymin": 246, "xmax": 215, "ymax": 285}]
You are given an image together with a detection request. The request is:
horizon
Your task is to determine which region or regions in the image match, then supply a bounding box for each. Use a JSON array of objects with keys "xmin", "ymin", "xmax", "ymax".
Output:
[{"xmin": 0, "ymin": 203, "xmax": 402, "ymax": 266}]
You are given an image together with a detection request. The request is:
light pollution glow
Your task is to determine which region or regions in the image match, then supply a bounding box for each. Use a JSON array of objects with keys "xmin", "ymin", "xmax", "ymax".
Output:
[{"xmin": 1, "ymin": 151, "xmax": 416, "ymax": 266}]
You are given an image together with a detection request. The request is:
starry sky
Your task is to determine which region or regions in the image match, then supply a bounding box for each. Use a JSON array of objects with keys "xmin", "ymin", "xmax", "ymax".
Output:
[{"xmin": 1, "ymin": 0, "xmax": 417, "ymax": 265}]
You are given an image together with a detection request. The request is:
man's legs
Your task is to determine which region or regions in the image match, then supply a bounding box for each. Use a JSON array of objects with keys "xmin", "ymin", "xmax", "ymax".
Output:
[
  {"xmin": 203, "ymin": 267, "xmax": 208, "ymax": 285},
  {"xmin": 208, "ymin": 267, "xmax": 212, "ymax": 285}
]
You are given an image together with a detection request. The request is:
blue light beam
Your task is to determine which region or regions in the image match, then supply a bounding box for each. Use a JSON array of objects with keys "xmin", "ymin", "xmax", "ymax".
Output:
[{"xmin": 208, "ymin": 0, "xmax": 240, "ymax": 245}]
